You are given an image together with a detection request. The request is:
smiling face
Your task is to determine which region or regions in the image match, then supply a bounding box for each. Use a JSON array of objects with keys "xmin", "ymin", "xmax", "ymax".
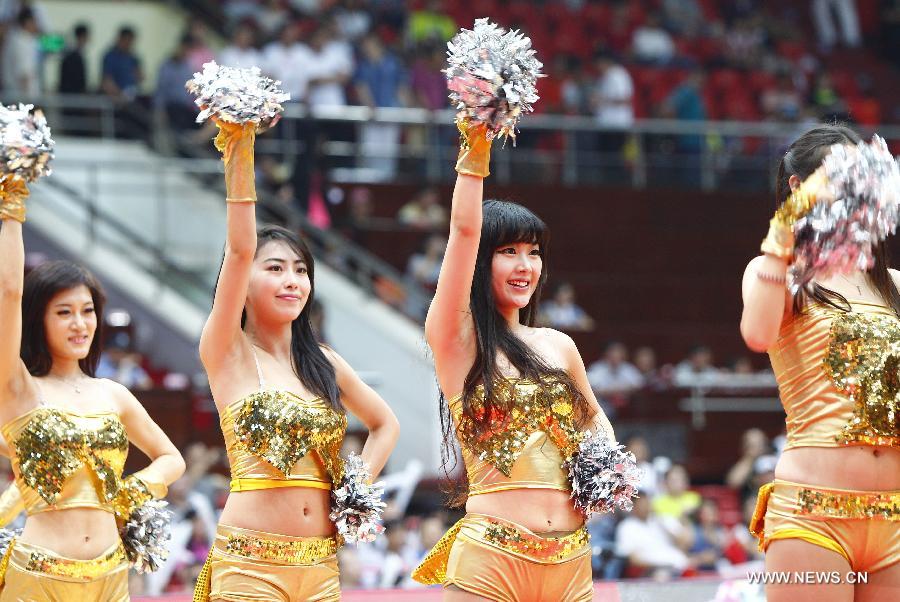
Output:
[
  {"xmin": 43, "ymin": 285, "xmax": 97, "ymax": 364},
  {"xmin": 246, "ymin": 240, "xmax": 311, "ymax": 326},
  {"xmin": 491, "ymin": 241, "xmax": 543, "ymax": 314}
]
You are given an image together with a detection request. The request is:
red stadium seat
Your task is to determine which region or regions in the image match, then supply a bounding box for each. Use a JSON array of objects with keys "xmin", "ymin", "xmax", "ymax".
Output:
[
  {"xmin": 692, "ymin": 485, "xmax": 742, "ymax": 527},
  {"xmin": 747, "ymin": 70, "xmax": 777, "ymax": 94},
  {"xmin": 709, "ymin": 69, "xmax": 742, "ymax": 94},
  {"xmin": 828, "ymin": 70, "xmax": 861, "ymax": 100},
  {"xmin": 847, "ymin": 97, "xmax": 882, "ymax": 126}
]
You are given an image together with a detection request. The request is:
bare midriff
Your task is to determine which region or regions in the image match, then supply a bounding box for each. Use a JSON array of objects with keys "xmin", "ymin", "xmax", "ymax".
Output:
[
  {"xmin": 465, "ymin": 488, "xmax": 583, "ymax": 533},
  {"xmin": 219, "ymin": 487, "xmax": 336, "ymax": 537},
  {"xmin": 20, "ymin": 507, "xmax": 120, "ymax": 559},
  {"xmin": 776, "ymin": 445, "xmax": 900, "ymax": 491}
]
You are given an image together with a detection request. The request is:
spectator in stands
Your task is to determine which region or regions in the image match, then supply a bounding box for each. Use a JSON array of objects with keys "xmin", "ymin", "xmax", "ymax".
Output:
[
  {"xmin": 263, "ymin": 21, "xmax": 313, "ymax": 103},
  {"xmin": 587, "ymin": 341, "xmax": 644, "ymax": 415},
  {"xmin": 673, "ymin": 344, "xmax": 718, "ymax": 385},
  {"xmin": 661, "ymin": 70, "xmax": 707, "ymax": 154},
  {"xmin": 723, "ymin": 16, "xmax": 767, "ymax": 70},
  {"xmin": 337, "ymin": 547, "xmax": 365, "ymax": 588},
  {"xmin": 808, "ymin": 72, "xmax": 848, "ymax": 121},
  {"xmin": 539, "ymin": 282, "xmax": 595, "ymax": 332},
  {"xmin": 725, "ymin": 496, "xmax": 765, "ymax": 565},
  {"xmin": 378, "ymin": 519, "xmax": 417, "ymax": 587},
  {"xmin": 59, "ymin": 22, "xmax": 90, "ymax": 95},
  {"xmin": 306, "ymin": 18, "xmax": 354, "ymax": 108},
  {"xmin": 255, "ymin": 0, "xmax": 292, "ymax": 38},
  {"xmin": 812, "ymin": 0, "xmax": 861, "ymax": 50},
  {"xmin": 615, "ymin": 495, "xmax": 689, "ymax": 579},
  {"xmin": 397, "ymin": 187, "xmax": 447, "ymax": 228},
  {"xmin": 184, "ymin": 18, "xmax": 216, "ymax": 72},
  {"xmin": 631, "ymin": 12, "xmax": 676, "ymax": 65},
  {"xmin": 591, "ymin": 49, "xmax": 634, "ymax": 157},
  {"xmin": 101, "ymin": 26, "xmax": 143, "ymax": 100},
  {"xmin": 633, "ymin": 345, "xmax": 672, "ymax": 389},
  {"xmin": 334, "ymin": 0, "xmax": 372, "ymax": 41},
  {"xmin": 155, "ymin": 35, "xmax": 199, "ymax": 131},
  {"xmin": 0, "ymin": 0, "xmax": 48, "ymax": 31},
  {"xmin": 97, "ymin": 343, "xmax": 154, "ymax": 390},
  {"xmin": 409, "ymin": 41, "xmax": 447, "ymax": 111},
  {"xmin": 761, "ymin": 72, "xmax": 803, "ymax": 121},
  {"xmin": 662, "ymin": 0, "xmax": 704, "ymax": 36},
  {"xmin": 354, "ymin": 32, "xmax": 411, "ymax": 180},
  {"xmin": 407, "ymin": 0, "xmax": 456, "ymax": 45},
  {"xmin": 627, "ymin": 434, "xmax": 661, "ymax": 497},
  {"xmin": 219, "ymin": 22, "xmax": 262, "ymax": 71},
  {"xmin": 688, "ymin": 499, "xmax": 727, "ymax": 571},
  {"xmin": 1, "ymin": 8, "xmax": 41, "ymax": 98},
  {"xmin": 406, "ymin": 234, "xmax": 445, "ymax": 291},
  {"xmin": 653, "ymin": 464, "xmax": 701, "ymax": 521}
]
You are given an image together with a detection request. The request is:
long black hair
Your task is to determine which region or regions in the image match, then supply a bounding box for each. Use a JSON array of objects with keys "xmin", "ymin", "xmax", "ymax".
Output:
[
  {"xmin": 240, "ymin": 225, "xmax": 341, "ymax": 411},
  {"xmin": 21, "ymin": 260, "xmax": 106, "ymax": 377},
  {"xmin": 438, "ymin": 200, "xmax": 591, "ymax": 502},
  {"xmin": 778, "ymin": 125, "xmax": 900, "ymax": 314}
]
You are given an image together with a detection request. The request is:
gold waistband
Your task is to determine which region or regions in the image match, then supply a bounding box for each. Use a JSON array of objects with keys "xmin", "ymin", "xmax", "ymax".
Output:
[
  {"xmin": 229, "ymin": 478, "xmax": 331, "ymax": 492},
  {"xmin": 462, "ymin": 514, "xmax": 589, "ymax": 563},
  {"xmin": 766, "ymin": 479, "xmax": 900, "ymax": 521},
  {"xmin": 411, "ymin": 513, "xmax": 588, "ymax": 586},
  {"xmin": 11, "ymin": 540, "xmax": 126, "ymax": 580},
  {"xmin": 214, "ymin": 524, "xmax": 338, "ymax": 565}
]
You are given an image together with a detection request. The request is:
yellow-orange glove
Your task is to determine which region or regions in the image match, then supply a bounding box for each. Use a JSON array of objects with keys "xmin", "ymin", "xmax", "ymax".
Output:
[
  {"xmin": 455, "ymin": 120, "xmax": 493, "ymax": 178},
  {"xmin": 0, "ymin": 175, "xmax": 29, "ymax": 223},
  {"xmin": 761, "ymin": 168, "xmax": 829, "ymax": 261},
  {"xmin": 214, "ymin": 120, "xmax": 257, "ymax": 203}
]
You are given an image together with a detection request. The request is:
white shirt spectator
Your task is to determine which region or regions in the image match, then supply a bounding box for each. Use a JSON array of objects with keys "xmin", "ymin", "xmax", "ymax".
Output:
[
  {"xmin": 616, "ymin": 514, "xmax": 689, "ymax": 570},
  {"xmin": 2, "ymin": 25, "xmax": 39, "ymax": 96},
  {"xmin": 632, "ymin": 24, "xmax": 675, "ymax": 63},
  {"xmin": 307, "ymin": 41, "xmax": 354, "ymax": 107},
  {"xmin": 587, "ymin": 360, "xmax": 644, "ymax": 394},
  {"xmin": 218, "ymin": 45, "xmax": 263, "ymax": 71},
  {"xmin": 594, "ymin": 65, "xmax": 634, "ymax": 127},
  {"xmin": 263, "ymin": 41, "xmax": 314, "ymax": 102}
]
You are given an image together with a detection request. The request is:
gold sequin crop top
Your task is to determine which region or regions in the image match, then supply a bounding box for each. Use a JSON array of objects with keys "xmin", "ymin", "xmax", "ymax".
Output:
[
  {"xmin": 220, "ymin": 348, "xmax": 346, "ymax": 492},
  {"xmin": 0, "ymin": 407, "xmax": 128, "ymax": 516},
  {"xmin": 769, "ymin": 299, "xmax": 900, "ymax": 449},
  {"xmin": 450, "ymin": 378, "xmax": 583, "ymax": 496}
]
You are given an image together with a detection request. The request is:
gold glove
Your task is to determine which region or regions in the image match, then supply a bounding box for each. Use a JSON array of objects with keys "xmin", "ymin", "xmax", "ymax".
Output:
[
  {"xmin": 0, "ymin": 175, "xmax": 29, "ymax": 223},
  {"xmin": 214, "ymin": 120, "xmax": 257, "ymax": 203},
  {"xmin": 112, "ymin": 469, "xmax": 168, "ymax": 521},
  {"xmin": 455, "ymin": 119, "xmax": 493, "ymax": 178},
  {"xmin": 761, "ymin": 169, "xmax": 829, "ymax": 261}
]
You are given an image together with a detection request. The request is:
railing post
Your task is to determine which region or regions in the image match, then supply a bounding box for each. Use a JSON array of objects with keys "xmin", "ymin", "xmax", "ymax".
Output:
[
  {"xmin": 87, "ymin": 163, "xmax": 99, "ymax": 249},
  {"xmin": 700, "ymin": 125, "xmax": 715, "ymax": 191},
  {"xmin": 562, "ymin": 129, "xmax": 577, "ymax": 186},
  {"xmin": 632, "ymin": 132, "xmax": 647, "ymax": 189},
  {"xmin": 426, "ymin": 119, "xmax": 440, "ymax": 183},
  {"xmin": 101, "ymin": 99, "xmax": 115, "ymax": 139}
]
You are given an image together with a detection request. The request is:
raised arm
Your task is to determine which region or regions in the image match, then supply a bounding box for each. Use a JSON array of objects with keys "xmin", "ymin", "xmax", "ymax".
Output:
[
  {"xmin": 0, "ymin": 177, "xmax": 30, "ymax": 395},
  {"xmin": 199, "ymin": 122, "xmax": 258, "ymax": 375},
  {"xmin": 424, "ymin": 123, "xmax": 492, "ymax": 379},
  {"xmin": 740, "ymin": 255, "xmax": 791, "ymax": 352},
  {"xmin": 327, "ymin": 349, "xmax": 399, "ymax": 479}
]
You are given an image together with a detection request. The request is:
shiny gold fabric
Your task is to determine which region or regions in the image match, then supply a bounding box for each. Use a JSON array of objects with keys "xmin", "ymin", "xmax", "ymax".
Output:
[
  {"xmin": 221, "ymin": 392, "xmax": 346, "ymax": 491},
  {"xmin": 0, "ymin": 540, "xmax": 128, "ymax": 601},
  {"xmin": 751, "ymin": 479, "xmax": 900, "ymax": 572},
  {"xmin": 413, "ymin": 513, "xmax": 592, "ymax": 602},
  {"xmin": 769, "ymin": 300, "xmax": 900, "ymax": 449},
  {"xmin": 450, "ymin": 378, "xmax": 582, "ymax": 495},
  {"xmin": 0, "ymin": 175, "xmax": 29, "ymax": 223},
  {"xmin": 195, "ymin": 524, "xmax": 340, "ymax": 602},
  {"xmin": 0, "ymin": 409, "xmax": 129, "ymax": 515}
]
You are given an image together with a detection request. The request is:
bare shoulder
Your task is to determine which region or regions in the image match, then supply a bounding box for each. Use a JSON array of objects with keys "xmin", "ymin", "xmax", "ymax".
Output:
[
  {"xmin": 98, "ymin": 378, "xmax": 139, "ymax": 411},
  {"xmin": 319, "ymin": 344, "xmax": 351, "ymax": 375},
  {"xmin": 536, "ymin": 327, "xmax": 577, "ymax": 350},
  {"xmin": 889, "ymin": 268, "xmax": 900, "ymax": 290},
  {"xmin": 744, "ymin": 255, "xmax": 769, "ymax": 275}
]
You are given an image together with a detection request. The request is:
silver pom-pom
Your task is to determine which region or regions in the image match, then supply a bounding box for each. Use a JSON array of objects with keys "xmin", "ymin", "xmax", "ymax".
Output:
[
  {"xmin": 329, "ymin": 452, "xmax": 386, "ymax": 545},
  {"xmin": 0, "ymin": 104, "xmax": 54, "ymax": 182},
  {"xmin": 445, "ymin": 18, "xmax": 543, "ymax": 140},
  {"xmin": 0, "ymin": 527, "xmax": 21, "ymax": 558},
  {"xmin": 186, "ymin": 61, "xmax": 290, "ymax": 125},
  {"xmin": 566, "ymin": 431, "xmax": 641, "ymax": 517},
  {"xmin": 120, "ymin": 500, "xmax": 173, "ymax": 573},
  {"xmin": 791, "ymin": 135, "xmax": 900, "ymax": 290}
]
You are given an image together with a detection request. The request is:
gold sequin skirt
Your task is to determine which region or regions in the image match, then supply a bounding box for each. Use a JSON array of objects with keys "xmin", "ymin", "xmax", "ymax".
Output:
[
  {"xmin": 0, "ymin": 539, "xmax": 128, "ymax": 601},
  {"xmin": 193, "ymin": 524, "xmax": 340, "ymax": 602},
  {"xmin": 412, "ymin": 513, "xmax": 593, "ymax": 602},
  {"xmin": 750, "ymin": 479, "xmax": 900, "ymax": 572}
]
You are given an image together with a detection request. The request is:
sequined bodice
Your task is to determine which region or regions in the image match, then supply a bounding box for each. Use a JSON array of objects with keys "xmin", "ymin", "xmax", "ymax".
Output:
[
  {"xmin": 221, "ymin": 390, "xmax": 347, "ymax": 484},
  {"xmin": 451, "ymin": 378, "xmax": 583, "ymax": 495},
  {"xmin": 769, "ymin": 300, "xmax": 900, "ymax": 449},
  {"xmin": 0, "ymin": 408, "xmax": 129, "ymax": 515}
]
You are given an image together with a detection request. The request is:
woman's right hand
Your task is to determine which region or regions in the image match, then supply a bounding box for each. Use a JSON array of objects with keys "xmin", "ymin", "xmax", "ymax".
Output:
[{"xmin": 455, "ymin": 120, "xmax": 493, "ymax": 178}]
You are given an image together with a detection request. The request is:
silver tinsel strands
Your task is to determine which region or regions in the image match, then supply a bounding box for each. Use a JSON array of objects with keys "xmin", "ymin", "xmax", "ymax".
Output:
[
  {"xmin": 791, "ymin": 135, "xmax": 900, "ymax": 290},
  {"xmin": 0, "ymin": 104, "xmax": 54, "ymax": 182},
  {"xmin": 186, "ymin": 61, "xmax": 290, "ymax": 125},
  {"xmin": 330, "ymin": 452, "xmax": 386, "ymax": 544},
  {"xmin": 566, "ymin": 431, "xmax": 641, "ymax": 517},
  {"xmin": 0, "ymin": 527, "xmax": 21, "ymax": 559},
  {"xmin": 445, "ymin": 18, "xmax": 543, "ymax": 141},
  {"xmin": 121, "ymin": 500, "xmax": 173, "ymax": 573}
]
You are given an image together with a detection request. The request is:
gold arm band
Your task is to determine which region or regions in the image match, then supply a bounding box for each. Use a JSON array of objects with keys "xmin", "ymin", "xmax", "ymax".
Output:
[
  {"xmin": 760, "ymin": 217, "xmax": 795, "ymax": 261},
  {"xmin": 0, "ymin": 175, "xmax": 29, "ymax": 223},
  {"xmin": 455, "ymin": 119, "xmax": 493, "ymax": 178},
  {"xmin": 216, "ymin": 122, "xmax": 257, "ymax": 203}
]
